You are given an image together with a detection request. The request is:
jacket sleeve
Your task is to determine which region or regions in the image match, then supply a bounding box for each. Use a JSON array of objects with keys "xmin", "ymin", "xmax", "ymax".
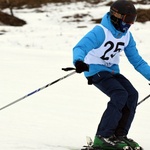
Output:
[
  {"xmin": 124, "ymin": 32, "xmax": 150, "ymax": 80},
  {"xmin": 73, "ymin": 25, "xmax": 105, "ymax": 65}
]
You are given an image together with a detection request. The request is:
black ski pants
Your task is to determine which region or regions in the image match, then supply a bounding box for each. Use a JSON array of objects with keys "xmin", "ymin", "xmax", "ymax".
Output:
[{"xmin": 90, "ymin": 71, "xmax": 138, "ymax": 137}]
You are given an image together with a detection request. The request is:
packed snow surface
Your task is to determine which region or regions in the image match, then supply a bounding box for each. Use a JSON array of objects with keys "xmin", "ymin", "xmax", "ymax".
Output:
[{"xmin": 0, "ymin": 2, "xmax": 150, "ymax": 150}]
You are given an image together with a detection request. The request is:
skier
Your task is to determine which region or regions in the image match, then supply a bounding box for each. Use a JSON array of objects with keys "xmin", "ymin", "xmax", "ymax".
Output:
[{"xmin": 73, "ymin": 0, "xmax": 149, "ymax": 150}]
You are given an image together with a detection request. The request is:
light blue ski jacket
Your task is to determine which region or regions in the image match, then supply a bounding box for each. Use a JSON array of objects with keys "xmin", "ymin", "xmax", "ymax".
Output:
[{"xmin": 73, "ymin": 12, "xmax": 150, "ymax": 80}]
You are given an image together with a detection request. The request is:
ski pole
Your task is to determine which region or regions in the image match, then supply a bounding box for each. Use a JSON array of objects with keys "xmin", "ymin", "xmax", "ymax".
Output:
[
  {"xmin": 137, "ymin": 94, "xmax": 150, "ymax": 106},
  {"xmin": 0, "ymin": 68, "xmax": 76, "ymax": 111},
  {"xmin": 137, "ymin": 83, "xmax": 150, "ymax": 106}
]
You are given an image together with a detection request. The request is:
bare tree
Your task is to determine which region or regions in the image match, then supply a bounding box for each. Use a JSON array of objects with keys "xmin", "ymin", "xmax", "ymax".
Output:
[{"xmin": 6, "ymin": 0, "xmax": 14, "ymax": 16}]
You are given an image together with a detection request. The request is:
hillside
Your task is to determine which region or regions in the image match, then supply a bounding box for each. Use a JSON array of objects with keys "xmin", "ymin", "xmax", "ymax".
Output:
[{"xmin": 0, "ymin": 0, "xmax": 149, "ymax": 26}]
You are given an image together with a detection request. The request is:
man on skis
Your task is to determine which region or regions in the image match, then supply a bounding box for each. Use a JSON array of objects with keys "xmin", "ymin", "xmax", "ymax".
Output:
[{"xmin": 73, "ymin": 0, "xmax": 149, "ymax": 150}]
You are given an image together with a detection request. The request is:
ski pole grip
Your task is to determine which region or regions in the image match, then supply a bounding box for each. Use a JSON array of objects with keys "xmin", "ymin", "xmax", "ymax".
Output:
[{"xmin": 62, "ymin": 67, "xmax": 76, "ymax": 71}]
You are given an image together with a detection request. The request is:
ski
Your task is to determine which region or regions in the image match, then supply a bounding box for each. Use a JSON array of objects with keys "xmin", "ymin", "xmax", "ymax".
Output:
[{"xmin": 81, "ymin": 145, "xmax": 133, "ymax": 150}]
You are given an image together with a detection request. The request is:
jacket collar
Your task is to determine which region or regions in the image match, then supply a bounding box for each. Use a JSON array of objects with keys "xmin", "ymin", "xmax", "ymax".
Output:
[{"xmin": 101, "ymin": 12, "xmax": 128, "ymax": 38}]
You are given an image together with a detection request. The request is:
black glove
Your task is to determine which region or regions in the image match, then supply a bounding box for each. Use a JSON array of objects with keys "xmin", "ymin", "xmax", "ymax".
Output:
[{"xmin": 75, "ymin": 61, "xmax": 89, "ymax": 73}]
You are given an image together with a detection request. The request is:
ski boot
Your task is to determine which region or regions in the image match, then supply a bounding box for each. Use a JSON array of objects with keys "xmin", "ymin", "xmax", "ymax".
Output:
[
  {"xmin": 117, "ymin": 136, "xmax": 143, "ymax": 150},
  {"xmin": 81, "ymin": 135, "xmax": 132, "ymax": 150}
]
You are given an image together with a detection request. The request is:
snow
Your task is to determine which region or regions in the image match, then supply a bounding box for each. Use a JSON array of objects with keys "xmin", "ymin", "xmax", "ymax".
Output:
[{"xmin": 0, "ymin": 2, "xmax": 150, "ymax": 150}]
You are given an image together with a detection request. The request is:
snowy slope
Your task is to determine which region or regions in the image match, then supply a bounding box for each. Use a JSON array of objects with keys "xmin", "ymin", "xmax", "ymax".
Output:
[{"xmin": 0, "ymin": 2, "xmax": 150, "ymax": 150}]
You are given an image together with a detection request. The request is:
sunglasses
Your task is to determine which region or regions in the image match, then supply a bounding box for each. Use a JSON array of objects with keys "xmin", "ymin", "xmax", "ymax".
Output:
[{"xmin": 110, "ymin": 10, "xmax": 137, "ymax": 24}]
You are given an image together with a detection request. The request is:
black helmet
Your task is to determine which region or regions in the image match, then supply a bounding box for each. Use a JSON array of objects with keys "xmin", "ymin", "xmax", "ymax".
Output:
[{"xmin": 110, "ymin": 0, "xmax": 137, "ymax": 32}]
